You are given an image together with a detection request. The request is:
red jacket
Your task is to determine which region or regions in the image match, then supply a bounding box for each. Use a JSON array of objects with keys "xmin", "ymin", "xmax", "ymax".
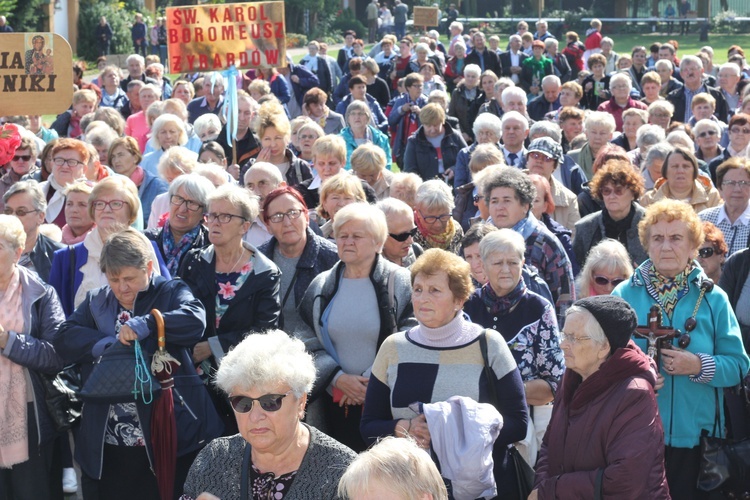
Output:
[
  {"xmin": 597, "ymin": 97, "xmax": 648, "ymax": 132},
  {"xmin": 534, "ymin": 342, "xmax": 670, "ymax": 499},
  {"xmin": 585, "ymin": 30, "xmax": 602, "ymax": 51}
]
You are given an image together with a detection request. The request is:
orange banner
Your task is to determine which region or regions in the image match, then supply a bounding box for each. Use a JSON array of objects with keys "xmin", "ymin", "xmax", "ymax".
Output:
[{"xmin": 165, "ymin": 1, "xmax": 286, "ymax": 74}]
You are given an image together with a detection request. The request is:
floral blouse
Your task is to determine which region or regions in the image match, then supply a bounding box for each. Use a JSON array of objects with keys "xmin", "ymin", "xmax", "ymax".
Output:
[{"xmin": 215, "ymin": 261, "xmax": 253, "ymax": 329}]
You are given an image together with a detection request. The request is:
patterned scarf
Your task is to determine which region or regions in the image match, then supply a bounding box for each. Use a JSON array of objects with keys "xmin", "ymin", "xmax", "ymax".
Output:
[
  {"xmin": 642, "ymin": 259, "xmax": 692, "ymax": 320},
  {"xmin": 414, "ymin": 212, "xmax": 457, "ymax": 250},
  {"xmin": 0, "ymin": 267, "xmax": 28, "ymax": 467},
  {"xmin": 162, "ymin": 219, "xmax": 201, "ymax": 276},
  {"xmin": 481, "ymin": 278, "xmax": 526, "ymax": 316}
]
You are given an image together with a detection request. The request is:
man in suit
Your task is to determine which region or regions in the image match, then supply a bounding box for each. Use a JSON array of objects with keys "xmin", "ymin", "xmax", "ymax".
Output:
[
  {"xmin": 500, "ymin": 35, "xmax": 529, "ymax": 86},
  {"xmin": 465, "ymin": 32, "xmax": 501, "ymax": 75},
  {"xmin": 666, "ymin": 55, "xmax": 728, "ymax": 123}
]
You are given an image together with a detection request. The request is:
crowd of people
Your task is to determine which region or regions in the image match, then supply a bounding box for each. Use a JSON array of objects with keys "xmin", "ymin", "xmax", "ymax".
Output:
[{"xmin": 3, "ymin": 12, "xmax": 750, "ymax": 500}]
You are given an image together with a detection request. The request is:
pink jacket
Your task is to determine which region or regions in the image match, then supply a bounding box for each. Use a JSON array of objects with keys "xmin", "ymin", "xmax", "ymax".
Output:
[{"xmin": 125, "ymin": 111, "xmax": 150, "ymax": 153}]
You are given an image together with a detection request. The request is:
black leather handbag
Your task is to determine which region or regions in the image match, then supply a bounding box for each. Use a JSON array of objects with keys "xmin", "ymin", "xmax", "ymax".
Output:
[
  {"xmin": 697, "ymin": 388, "xmax": 750, "ymax": 497},
  {"xmin": 79, "ymin": 341, "xmax": 160, "ymax": 403},
  {"xmin": 41, "ymin": 365, "xmax": 82, "ymax": 432}
]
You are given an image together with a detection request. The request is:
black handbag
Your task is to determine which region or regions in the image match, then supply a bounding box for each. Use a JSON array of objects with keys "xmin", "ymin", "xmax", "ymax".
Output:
[
  {"xmin": 40, "ymin": 365, "xmax": 82, "ymax": 432},
  {"xmin": 79, "ymin": 340, "xmax": 160, "ymax": 403},
  {"xmin": 479, "ymin": 331, "xmax": 535, "ymax": 499},
  {"xmin": 697, "ymin": 388, "xmax": 750, "ymax": 497}
]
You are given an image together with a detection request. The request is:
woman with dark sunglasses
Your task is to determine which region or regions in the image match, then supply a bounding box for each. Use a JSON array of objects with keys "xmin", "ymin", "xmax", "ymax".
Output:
[
  {"xmin": 182, "ymin": 330, "xmax": 356, "ymax": 500},
  {"xmin": 377, "ymin": 197, "xmax": 423, "ymax": 268},
  {"xmin": 573, "ymin": 158, "xmax": 648, "ymax": 270},
  {"xmin": 696, "ymin": 222, "xmax": 727, "ymax": 285},
  {"xmin": 575, "ymin": 238, "xmax": 633, "ymax": 298}
]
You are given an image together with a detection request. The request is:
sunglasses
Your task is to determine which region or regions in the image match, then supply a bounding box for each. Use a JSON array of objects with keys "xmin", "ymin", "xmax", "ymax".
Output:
[
  {"xmin": 698, "ymin": 247, "xmax": 718, "ymax": 258},
  {"xmin": 12, "ymin": 155, "xmax": 31, "ymax": 162},
  {"xmin": 593, "ymin": 275, "xmax": 625, "ymax": 287},
  {"xmin": 528, "ymin": 152, "xmax": 555, "ymax": 161},
  {"xmin": 697, "ymin": 130, "xmax": 717, "ymax": 138},
  {"xmin": 229, "ymin": 390, "xmax": 293, "ymax": 413},
  {"xmin": 600, "ymin": 185, "xmax": 626, "ymax": 197},
  {"xmin": 389, "ymin": 227, "xmax": 418, "ymax": 242}
]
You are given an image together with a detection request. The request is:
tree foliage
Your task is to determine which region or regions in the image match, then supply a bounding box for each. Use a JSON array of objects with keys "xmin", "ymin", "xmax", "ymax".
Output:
[
  {"xmin": 78, "ymin": 1, "xmax": 136, "ymax": 61},
  {"xmin": 3, "ymin": 0, "xmax": 48, "ymax": 32}
]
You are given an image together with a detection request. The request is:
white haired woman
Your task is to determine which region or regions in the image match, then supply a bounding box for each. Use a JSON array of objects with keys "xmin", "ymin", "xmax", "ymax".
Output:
[
  {"xmin": 596, "ymin": 72, "xmax": 648, "ymax": 132},
  {"xmin": 145, "ymin": 173, "xmax": 215, "ymax": 276},
  {"xmin": 377, "ymin": 197, "xmax": 423, "ymax": 267},
  {"xmin": 0, "ymin": 215, "xmax": 66, "ymax": 499},
  {"xmin": 575, "ymin": 238, "xmax": 634, "ymax": 298},
  {"xmin": 338, "ymin": 437, "xmax": 447, "ymax": 500},
  {"xmin": 49, "ymin": 176, "xmax": 169, "ymax": 316},
  {"xmin": 178, "ymin": 184, "xmax": 281, "ymax": 432},
  {"xmin": 360, "ymin": 248, "xmax": 528, "ymax": 498},
  {"xmin": 413, "ymin": 179, "xmax": 464, "ymax": 254},
  {"xmin": 464, "ymin": 229, "xmax": 564, "ymax": 465},
  {"xmin": 452, "ymin": 112, "xmax": 502, "ymax": 189},
  {"xmin": 182, "ymin": 331, "xmax": 357, "ymax": 499},
  {"xmin": 140, "ymin": 114, "xmax": 189, "ymax": 176},
  {"xmin": 297, "ymin": 203, "xmax": 416, "ymax": 452},
  {"xmin": 55, "ymin": 228, "xmax": 222, "ymax": 500},
  {"xmin": 569, "ymin": 111, "xmax": 617, "ymax": 179},
  {"xmin": 146, "ymin": 146, "xmax": 199, "ymax": 229}
]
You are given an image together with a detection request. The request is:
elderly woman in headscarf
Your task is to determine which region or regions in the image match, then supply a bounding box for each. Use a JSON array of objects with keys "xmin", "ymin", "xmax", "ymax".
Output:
[
  {"xmin": 531, "ymin": 296, "xmax": 670, "ymax": 499},
  {"xmin": 612, "ymin": 199, "xmax": 750, "ymax": 499},
  {"xmin": 413, "ymin": 179, "xmax": 464, "ymax": 254},
  {"xmin": 0, "ymin": 215, "xmax": 66, "ymax": 499}
]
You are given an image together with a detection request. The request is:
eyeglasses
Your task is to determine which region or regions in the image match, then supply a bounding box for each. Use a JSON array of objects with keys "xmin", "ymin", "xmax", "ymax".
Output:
[
  {"xmin": 52, "ymin": 157, "xmax": 86, "ymax": 167},
  {"xmin": 610, "ymin": 84, "xmax": 630, "ymax": 90},
  {"xmin": 3, "ymin": 207, "xmax": 40, "ymax": 217},
  {"xmin": 229, "ymin": 391, "xmax": 293, "ymax": 413},
  {"xmin": 170, "ymin": 195, "xmax": 203, "ymax": 212},
  {"xmin": 560, "ymin": 332, "xmax": 592, "ymax": 344},
  {"xmin": 12, "ymin": 155, "xmax": 31, "ymax": 162},
  {"xmin": 697, "ymin": 130, "xmax": 718, "ymax": 138},
  {"xmin": 418, "ymin": 211, "xmax": 451, "ymax": 224},
  {"xmin": 698, "ymin": 247, "xmax": 719, "ymax": 258},
  {"xmin": 722, "ymin": 180, "xmax": 750, "ymax": 189},
  {"xmin": 730, "ymin": 127, "xmax": 750, "ymax": 134},
  {"xmin": 528, "ymin": 152, "xmax": 555, "ymax": 161},
  {"xmin": 600, "ymin": 185, "xmax": 627, "ymax": 197},
  {"xmin": 268, "ymin": 209, "xmax": 303, "ymax": 224},
  {"xmin": 205, "ymin": 212, "xmax": 247, "ymax": 224},
  {"xmin": 593, "ymin": 275, "xmax": 626, "ymax": 287},
  {"xmin": 92, "ymin": 200, "xmax": 126, "ymax": 211},
  {"xmin": 298, "ymin": 134, "xmax": 319, "ymax": 140},
  {"xmin": 389, "ymin": 227, "xmax": 418, "ymax": 242},
  {"xmin": 473, "ymin": 194, "xmax": 482, "ymax": 203}
]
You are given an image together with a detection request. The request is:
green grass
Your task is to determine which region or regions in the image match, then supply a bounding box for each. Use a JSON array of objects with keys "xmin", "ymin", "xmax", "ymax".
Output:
[{"xmin": 593, "ymin": 33, "xmax": 750, "ymax": 64}]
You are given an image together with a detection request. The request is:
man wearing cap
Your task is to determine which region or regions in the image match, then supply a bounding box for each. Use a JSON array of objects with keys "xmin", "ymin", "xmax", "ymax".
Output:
[
  {"xmin": 534, "ymin": 295, "xmax": 670, "ymax": 499},
  {"xmin": 526, "ymin": 137, "xmax": 580, "ymax": 235},
  {"xmin": 527, "ymin": 75, "xmax": 562, "ymax": 122},
  {"xmin": 465, "ymin": 32, "xmax": 502, "ymax": 75},
  {"xmin": 521, "ymin": 40, "xmax": 554, "ymax": 95}
]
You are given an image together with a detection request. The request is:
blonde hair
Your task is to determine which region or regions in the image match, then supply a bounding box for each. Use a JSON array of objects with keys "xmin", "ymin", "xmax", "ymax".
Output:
[
  {"xmin": 576, "ymin": 239, "xmax": 634, "ymax": 298},
  {"xmin": 350, "ymin": 143, "xmax": 387, "ymax": 175},
  {"xmin": 88, "ymin": 175, "xmax": 141, "ymax": 225},
  {"xmin": 638, "ymin": 198, "xmax": 704, "ymax": 251},
  {"xmin": 332, "ymin": 202, "xmax": 389, "ymax": 251},
  {"xmin": 419, "ymin": 103, "xmax": 445, "ymax": 127},
  {"xmin": 73, "ymin": 89, "xmax": 98, "ymax": 105},
  {"xmin": 317, "ymin": 172, "xmax": 366, "ymax": 219},
  {"xmin": 0, "ymin": 214, "xmax": 26, "ymax": 251},
  {"xmin": 312, "ymin": 134, "xmax": 347, "ymax": 164}
]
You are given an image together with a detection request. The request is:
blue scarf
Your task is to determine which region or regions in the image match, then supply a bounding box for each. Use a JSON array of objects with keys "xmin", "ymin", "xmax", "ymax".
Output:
[{"xmin": 162, "ymin": 220, "xmax": 201, "ymax": 276}]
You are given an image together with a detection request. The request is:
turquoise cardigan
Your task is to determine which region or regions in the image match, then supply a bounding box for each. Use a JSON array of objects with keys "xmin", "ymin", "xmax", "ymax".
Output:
[
  {"xmin": 612, "ymin": 260, "xmax": 750, "ymax": 448},
  {"xmin": 340, "ymin": 125, "xmax": 392, "ymax": 171}
]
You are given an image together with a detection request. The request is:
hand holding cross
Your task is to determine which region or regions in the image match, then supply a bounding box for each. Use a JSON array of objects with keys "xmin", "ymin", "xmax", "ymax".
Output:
[{"xmin": 634, "ymin": 305, "xmax": 677, "ymax": 371}]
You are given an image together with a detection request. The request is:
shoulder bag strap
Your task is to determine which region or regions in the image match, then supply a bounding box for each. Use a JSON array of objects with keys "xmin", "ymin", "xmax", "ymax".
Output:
[
  {"xmin": 479, "ymin": 330, "xmax": 499, "ymax": 407},
  {"xmin": 280, "ymin": 269, "xmax": 300, "ymax": 310},
  {"xmin": 387, "ymin": 267, "xmax": 398, "ymax": 332},
  {"xmin": 240, "ymin": 442, "xmax": 252, "ymax": 500},
  {"xmin": 713, "ymin": 387, "xmax": 721, "ymax": 438}
]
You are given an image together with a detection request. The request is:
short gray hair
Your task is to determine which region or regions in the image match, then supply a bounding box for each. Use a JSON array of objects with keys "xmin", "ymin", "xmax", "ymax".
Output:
[
  {"xmin": 635, "ymin": 124, "xmax": 666, "ymax": 149},
  {"xmin": 215, "ymin": 329, "xmax": 315, "ymax": 397},
  {"xmin": 244, "ymin": 161, "xmax": 284, "ymax": 187},
  {"xmin": 693, "ymin": 119, "xmax": 722, "ymax": 137},
  {"xmin": 648, "ymin": 99, "xmax": 675, "ymax": 117},
  {"xmin": 377, "ymin": 197, "xmax": 413, "ymax": 223},
  {"xmin": 150, "ymin": 114, "xmax": 188, "ymax": 150},
  {"xmin": 193, "ymin": 114, "xmax": 222, "ymax": 140},
  {"xmin": 345, "ymin": 99, "xmax": 372, "ymax": 123},
  {"xmin": 655, "ymin": 59, "xmax": 673, "ymax": 72},
  {"xmin": 541, "ymin": 75, "xmax": 561, "ymax": 88},
  {"xmin": 609, "ymin": 72, "xmax": 632, "ymax": 90},
  {"xmin": 529, "ymin": 120, "xmax": 562, "ymax": 143},
  {"xmin": 333, "ymin": 202, "xmax": 389, "ymax": 251},
  {"xmin": 125, "ymin": 54, "xmax": 145, "ymax": 68},
  {"xmin": 501, "ymin": 86, "xmax": 527, "ymax": 106},
  {"xmin": 643, "ymin": 142, "xmax": 673, "ymax": 172},
  {"xmin": 482, "ymin": 166, "xmax": 536, "ymax": 207},
  {"xmin": 4, "ymin": 179, "xmax": 47, "ymax": 211},
  {"xmin": 464, "ymin": 64, "xmax": 481, "ymax": 78},
  {"xmin": 680, "ymin": 55, "xmax": 703, "ymax": 72},
  {"xmin": 86, "ymin": 124, "xmax": 118, "ymax": 150},
  {"xmin": 168, "ymin": 173, "xmax": 216, "ymax": 209},
  {"xmin": 473, "ymin": 113, "xmax": 502, "ymax": 139},
  {"xmin": 719, "ymin": 62, "xmax": 741, "ymax": 77},
  {"xmin": 479, "ymin": 228, "xmax": 525, "ymax": 262},
  {"xmin": 158, "ymin": 146, "xmax": 198, "ymax": 179},
  {"xmin": 208, "ymin": 183, "xmax": 260, "ymax": 224},
  {"xmin": 501, "ymin": 110, "xmax": 529, "ymax": 131},
  {"xmin": 415, "ymin": 179, "xmax": 455, "ymax": 212},
  {"xmin": 666, "ymin": 130, "xmax": 695, "ymax": 151},
  {"xmin": 584, "ymin": 111, "xmax": 616, "ymax": 134},
  {"xmin": 100, "ymin": 228, "xmax": 154, "ymax": 275},
  {"xmin": 0, "ymin": 214, "xmax": 25, "ymax": 251}
]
